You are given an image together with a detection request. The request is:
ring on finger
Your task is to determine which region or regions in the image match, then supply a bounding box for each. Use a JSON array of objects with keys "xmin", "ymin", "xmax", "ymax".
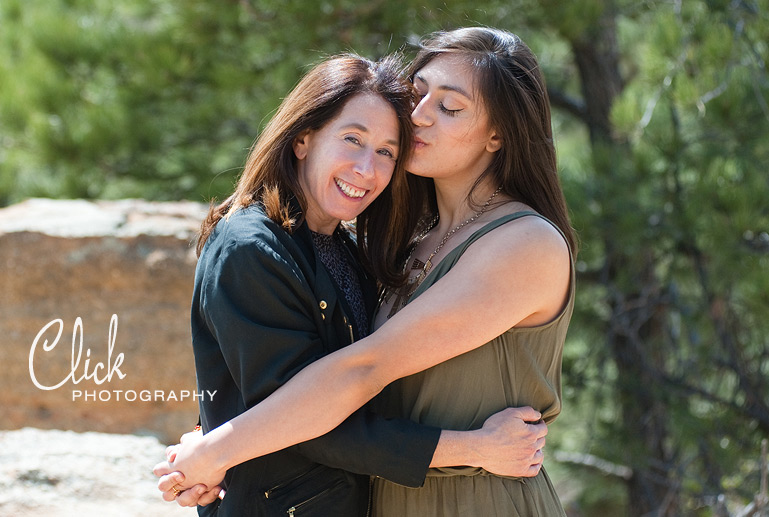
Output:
[{"xmin": 172, "ymin": 485, "xmax": 183, "ymax": 498}]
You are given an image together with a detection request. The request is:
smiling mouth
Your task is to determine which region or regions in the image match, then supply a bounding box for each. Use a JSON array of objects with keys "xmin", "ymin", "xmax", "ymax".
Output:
[{"xmin": 335, "ymin": 178, "xmax": 367, "ymax": 199}]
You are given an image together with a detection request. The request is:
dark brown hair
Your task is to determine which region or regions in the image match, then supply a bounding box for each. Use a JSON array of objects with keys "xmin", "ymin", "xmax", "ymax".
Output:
[
  {"xmin": 407, "ymin": 27, "xmax": 578, "ymax": 254},
  {"xmin": 197, "ymin": 54, "xmax": 419, "ymax": 285}
]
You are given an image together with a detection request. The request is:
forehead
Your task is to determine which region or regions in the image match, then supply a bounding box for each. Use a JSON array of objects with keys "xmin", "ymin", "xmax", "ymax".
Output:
[
  {"xmin": 413, "ymin": 54, "xmax": 478, "ymax": 96},
  {"xmin": 325, "ymin": 93, "xmax": 399, "ymax": 136}
]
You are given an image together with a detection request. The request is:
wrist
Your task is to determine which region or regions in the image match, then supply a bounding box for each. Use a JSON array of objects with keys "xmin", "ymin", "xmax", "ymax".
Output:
[
  {"xmin": 468, "ymin": 428, "xmax": 492, "ymax": 469},
  {"xmin": 431, "ymin": 429, "xmax": 484, "ymax": 469},
  {"xmin": 199, "ymin": 424, "xmax": 235, "ymax": 475}
]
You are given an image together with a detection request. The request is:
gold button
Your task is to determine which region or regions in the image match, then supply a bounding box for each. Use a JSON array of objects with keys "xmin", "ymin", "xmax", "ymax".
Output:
[{"xmin": 319, "ymin": 300, "xmax": 327, "ymax": 310}]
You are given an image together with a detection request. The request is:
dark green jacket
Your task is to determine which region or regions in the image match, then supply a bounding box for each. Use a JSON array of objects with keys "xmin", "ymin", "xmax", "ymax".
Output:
[{"xmin": 191, "ymin": 204, "xmax": 441, "ymax": 517}]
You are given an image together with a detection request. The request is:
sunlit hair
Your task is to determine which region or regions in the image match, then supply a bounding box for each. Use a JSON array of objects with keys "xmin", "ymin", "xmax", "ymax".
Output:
[
  {"xmin": 407, "ymin": 27, "xmax": 578, "ymax": 254},
  {"xmin": 197, "ymin": 54, "xmax": 419, "ymax": 286}
]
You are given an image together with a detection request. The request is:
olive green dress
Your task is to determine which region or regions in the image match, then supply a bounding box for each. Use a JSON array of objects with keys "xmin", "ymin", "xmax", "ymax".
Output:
[{"xmin": 372, "ymin": 212, "xmax": 573, "ymax": 517}]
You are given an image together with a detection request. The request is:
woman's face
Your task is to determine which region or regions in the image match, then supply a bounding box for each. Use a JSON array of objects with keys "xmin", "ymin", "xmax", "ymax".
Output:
[
  {"xmin": 407, "ymin": 54, "xmax": 501, "ymax": 181},
  {"xmin": 293, "ymin": 93, "xmax": 400, "ymax": 234}
]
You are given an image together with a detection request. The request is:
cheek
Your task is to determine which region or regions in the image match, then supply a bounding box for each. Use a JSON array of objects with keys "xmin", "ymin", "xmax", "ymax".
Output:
[
  {"xmin": 438, "ymin": 117, "xmax": 488, "ymax": 145},
  {"xmin": 380, "ymin": 164, "xmax": 396, "ymax": 189},
  {"xmin": 374, "ymin": 156, "xmax": 396, "ymax": 180},
  {"xmin": 445, "ymin": 127, "xmax": 478, "ymax": 145}
]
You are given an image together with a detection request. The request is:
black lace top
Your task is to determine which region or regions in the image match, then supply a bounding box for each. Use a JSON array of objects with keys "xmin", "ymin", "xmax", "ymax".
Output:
[{"xmin": 310, "ymin": 230, "xmax": 368, "ymax": 339}]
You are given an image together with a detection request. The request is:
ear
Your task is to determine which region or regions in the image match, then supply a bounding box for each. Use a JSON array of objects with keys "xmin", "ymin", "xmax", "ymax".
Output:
[
  {"xmin": 293, "ymin": 130, "xmax": 311, "ymax": 160},
  {"xmin": 486, "ymin": 131, "xmax": 503, "ymax": 153}
]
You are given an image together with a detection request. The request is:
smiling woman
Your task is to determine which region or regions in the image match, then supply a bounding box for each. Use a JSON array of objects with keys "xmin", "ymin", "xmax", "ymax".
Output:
[
  {"xmin": 293, "ymin": 93, "xmax": 400, "ymax": 234},
  {"xmin": 194, "ymin": 54, "xmax": 419, "ymax": 288},
  {"xmin": 168, "ymin": 54, "xmax": 442, "ymax": 517}
]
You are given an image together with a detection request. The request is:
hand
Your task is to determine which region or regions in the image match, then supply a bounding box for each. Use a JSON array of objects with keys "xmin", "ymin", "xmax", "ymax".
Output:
[
  {"xmin": 474, "ymin": 406, "xmax": 547, "ymax": 477},
  {"xmin": 156, "ymin": 431, "xmax": 225, "ymax": 506},
  {"xmin": 157, "ymin": 470, "xmax": 224, "ymax": 507},
  {"xmin": 153, "ymin": 429, "xmax": 227, "ymax": 501}
]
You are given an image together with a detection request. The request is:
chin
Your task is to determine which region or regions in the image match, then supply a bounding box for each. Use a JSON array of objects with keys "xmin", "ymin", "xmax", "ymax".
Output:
[
  {"xmin": 405, "ymin": 168, "xmax": 433, "ymax": 178},
  {"xmin": 404, "ymin": 160, "xmax": 431, "ymax": 178},
  {"xmin": 333, "ymin": 209, "xmax": 366, "ymax": 223}
]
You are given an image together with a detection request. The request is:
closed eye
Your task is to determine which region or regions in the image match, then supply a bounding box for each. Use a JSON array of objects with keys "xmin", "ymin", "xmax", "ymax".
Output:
[{"xmin": 439, "ymin": 102, "xmax": 462, "ymax": 116}]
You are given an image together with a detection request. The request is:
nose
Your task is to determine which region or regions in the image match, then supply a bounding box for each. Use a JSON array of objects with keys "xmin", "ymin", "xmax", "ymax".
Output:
[{"xmin": 411, "ymin": 96, "xmax": 432, "ymax": 127}]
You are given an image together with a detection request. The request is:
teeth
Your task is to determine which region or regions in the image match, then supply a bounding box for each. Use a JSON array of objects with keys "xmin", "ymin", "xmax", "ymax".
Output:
[{"xmin": 335, "ymin": 179, "xmax": 366, "ymax": 198}]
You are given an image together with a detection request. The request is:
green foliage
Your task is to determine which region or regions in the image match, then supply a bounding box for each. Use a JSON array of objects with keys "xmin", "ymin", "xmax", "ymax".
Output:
[
  {"xmin": 0, "ymin": 0, "xmax": 517, "ymax": 205},
  {"xmin": 556, "ymin": 0, "xmax": 769, "ymax": 513}
]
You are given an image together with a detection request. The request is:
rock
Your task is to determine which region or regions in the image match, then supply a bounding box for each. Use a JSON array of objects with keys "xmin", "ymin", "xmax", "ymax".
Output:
[
  {"xmin": 0, "ymin": 428, "xmax": 197, "ymax": 516},
  {"xmin": 0, "ymin": 198, "xmax": 209, "ymax": 444}
]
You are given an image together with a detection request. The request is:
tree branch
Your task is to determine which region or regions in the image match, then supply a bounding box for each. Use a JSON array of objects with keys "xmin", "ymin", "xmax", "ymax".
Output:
[
  {"xmin": 553, "ymin": 450, "xmax": 633, "ymax": 480},
  {"xmin": 547, "ymin": 87, "xmax": 588, "ymax": 122}
]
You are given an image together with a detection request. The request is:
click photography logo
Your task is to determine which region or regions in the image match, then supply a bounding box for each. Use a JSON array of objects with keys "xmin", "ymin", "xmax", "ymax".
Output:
[{"xmin": 28, "ymin": 313, "xmax": 215, "ymax": 404}]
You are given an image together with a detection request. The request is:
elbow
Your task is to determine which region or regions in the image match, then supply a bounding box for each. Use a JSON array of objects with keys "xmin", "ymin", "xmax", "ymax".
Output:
[
  {"xmin": 336, "ymin": 347, "xmax": 390, "ymax": 403},
  {"xmin": 364, "ymin": 363, "xmax": 389, "ymax": 399}
]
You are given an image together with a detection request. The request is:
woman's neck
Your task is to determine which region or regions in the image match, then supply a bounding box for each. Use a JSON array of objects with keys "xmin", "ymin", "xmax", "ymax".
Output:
[
  {"xmin": 305, "ymin": 213, "xmax": 341, "ymax": 235},
  {"xmin": 432, "ymin": 176, "xmax": 500, "ymax": 232}
]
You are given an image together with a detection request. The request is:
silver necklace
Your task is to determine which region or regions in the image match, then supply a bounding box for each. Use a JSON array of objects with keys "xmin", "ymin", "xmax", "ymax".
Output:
[{"xmin": 386, "ymin": 186, "xmax": 503, "ymax": 318}]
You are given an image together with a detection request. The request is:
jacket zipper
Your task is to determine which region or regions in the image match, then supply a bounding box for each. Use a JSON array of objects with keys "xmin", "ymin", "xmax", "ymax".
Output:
[
  {"xmin": 286, "ymin": 484, "xmax": 336, "ymax": 516},
  {"xmin": 264, "ymin": 465, "xmax": 321, "ymax": 499}
]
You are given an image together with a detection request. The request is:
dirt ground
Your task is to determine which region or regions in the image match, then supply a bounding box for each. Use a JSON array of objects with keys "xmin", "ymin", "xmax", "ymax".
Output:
[{"xmin": 0, "ymin": 428, "xmax": 197, "ymax": 517}]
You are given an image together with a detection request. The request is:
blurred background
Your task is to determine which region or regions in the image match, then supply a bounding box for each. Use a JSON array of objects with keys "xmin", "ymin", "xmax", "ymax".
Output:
[{"xmin": 1, "ymin": 0, "xmax": 768, "ymax": 515}]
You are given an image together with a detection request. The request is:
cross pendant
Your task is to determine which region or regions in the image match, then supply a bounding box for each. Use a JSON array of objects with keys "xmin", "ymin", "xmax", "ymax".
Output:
[{"xmin": 412, "ymin": 257, "xmax": 433, "ymax": 273}]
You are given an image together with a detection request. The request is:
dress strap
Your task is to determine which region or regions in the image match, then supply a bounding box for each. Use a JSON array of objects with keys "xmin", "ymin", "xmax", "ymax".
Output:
[
  {"xmin": 459, "ymin": 210, "xmax": 538, "ymax": 245},
  {"xmin": 410, "ymin": 211, "xmax": 571, "ymax": 301}
]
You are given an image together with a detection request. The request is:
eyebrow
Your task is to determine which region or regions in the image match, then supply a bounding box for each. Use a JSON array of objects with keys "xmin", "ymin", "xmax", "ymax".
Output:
[
  {"xmin": 414, "ymin": 74, "xmax": 473, "ymax": 100},
  {"xmin": 341, "ymin": 123, "xmax": 399, "ymax": 147}
]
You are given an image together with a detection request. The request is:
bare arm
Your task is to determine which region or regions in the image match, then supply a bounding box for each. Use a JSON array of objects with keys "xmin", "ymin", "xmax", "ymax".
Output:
[
  {"xmin": 158, "ymin": 406, "xmax": 548, "ymax": 506},
  {"xmin": 160, "ymin": 217, "xmax": 569, "ymax": 489}
]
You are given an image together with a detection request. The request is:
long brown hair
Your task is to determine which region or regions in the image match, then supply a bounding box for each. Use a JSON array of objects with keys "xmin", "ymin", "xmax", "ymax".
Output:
[
  {"xmin": 407, "ymin": 27, "xmax": 578, "ymax": 254},
  {"xmin": 197, "ymin": 54, "xmax": 419, "ymax": 285}
]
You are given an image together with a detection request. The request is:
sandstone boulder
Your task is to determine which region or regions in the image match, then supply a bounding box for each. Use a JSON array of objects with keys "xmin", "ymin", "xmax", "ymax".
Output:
[{"xmin": 0, "ymin": 198, "xmax": 209, "ymax": 444}]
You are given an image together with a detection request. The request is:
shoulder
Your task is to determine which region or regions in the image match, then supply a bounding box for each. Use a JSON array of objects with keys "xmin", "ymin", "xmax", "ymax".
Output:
[
  {"xmin": 502, "ymin": 213, "xmax": 569, "ymax": 259},
  {"xmin": 461, "ymin": 212, "xmax": 571, "ymax": 294},
  {"xmin": 203, "ymin": 205, "xmax": 308, "ymax": 272},
  {"xmin": 215, "ymin": 205, "xmax": 281, "ymax": 245},
  {"xmin": 452, "ymin": 212, "xmax": 571, "ymax": 325},
  {"xmin": 476, "ymin": 212, "xmax": 569, "ymax": 262},
  {"xmin": 211, "ymin": 206, "xmax": 294, "ymax": 252}
]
